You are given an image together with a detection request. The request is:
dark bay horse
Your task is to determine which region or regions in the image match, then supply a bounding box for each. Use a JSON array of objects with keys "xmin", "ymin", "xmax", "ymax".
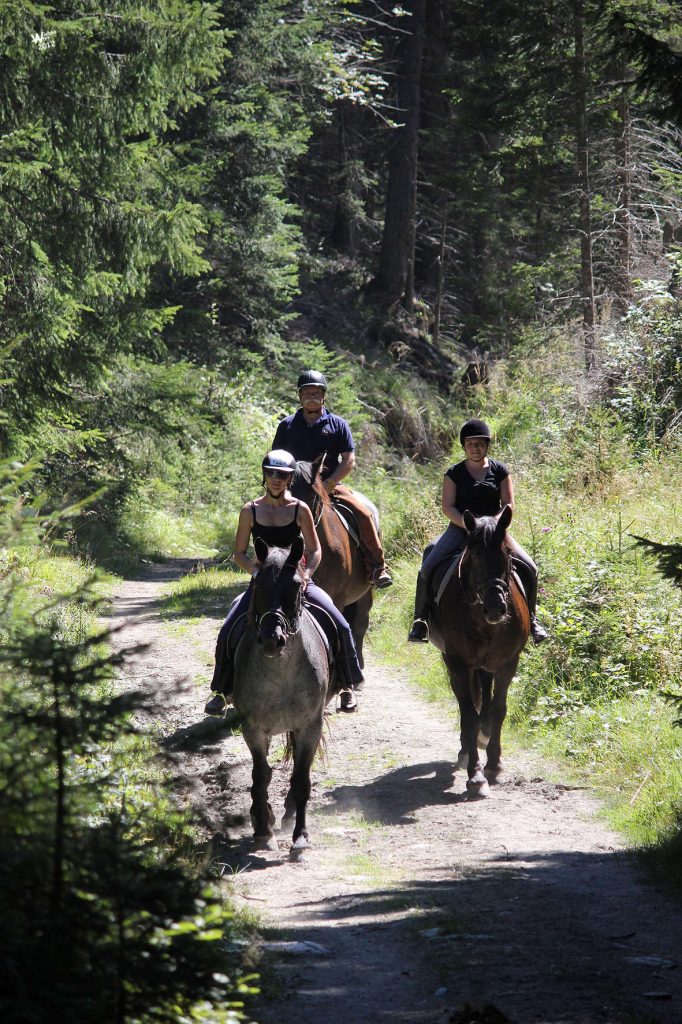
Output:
[
  {"xmin": 291, "ymin": 455, "xmax": 373, "ymax": 667},
  {"xmin": 232, "ymin": 536, "xmax": 332, "ymax": 855},
  {"xmin": 428, "ymin": 506, "xmax": 530, "ymax": 797}
]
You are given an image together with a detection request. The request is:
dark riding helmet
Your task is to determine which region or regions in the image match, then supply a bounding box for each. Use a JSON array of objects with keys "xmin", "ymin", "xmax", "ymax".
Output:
[
  {"xmin": 297, "ymin": 369, "xmax": 328, "ymax": 392},
  {"xmin": 262, "ymin": 449, "xmax": 296, "ymax": 473},
  {"xmin": 459, "ymin": 418, "xmax": 492, "ymax": 447}
]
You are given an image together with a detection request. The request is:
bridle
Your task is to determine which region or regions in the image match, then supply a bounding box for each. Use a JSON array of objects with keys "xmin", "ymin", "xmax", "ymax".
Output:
[
  {"xmin": 255, "ymin": 605, "xmax": 301, "ymax": 639},
  {"xmin": 458, "ymin": 546, "xmax": 511, "ymax": 608}
]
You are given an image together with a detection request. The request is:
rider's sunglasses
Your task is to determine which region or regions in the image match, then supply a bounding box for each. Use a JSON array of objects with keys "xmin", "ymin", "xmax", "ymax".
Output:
[{"xmin": 264, "ymin": 469, "xmax": 292, "ymax": 480}]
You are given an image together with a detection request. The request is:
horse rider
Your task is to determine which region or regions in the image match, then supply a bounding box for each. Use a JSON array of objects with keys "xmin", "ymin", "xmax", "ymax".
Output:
[
  {"xmin": 272, "ymin": 369, "xmax": 392, "ymax": 590},
  {"xmin": 204, "ymin": 450, "xmax": 365, "ymax": 716},
  {"xmin": 408, "ymin": 418, "xmax": 549, "ymax": 645}
]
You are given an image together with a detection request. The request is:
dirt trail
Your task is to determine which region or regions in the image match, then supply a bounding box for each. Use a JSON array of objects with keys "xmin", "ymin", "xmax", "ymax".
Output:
[{"xmin": 106, "ymin": 561, "xmax": 682, "ymax": 1024}]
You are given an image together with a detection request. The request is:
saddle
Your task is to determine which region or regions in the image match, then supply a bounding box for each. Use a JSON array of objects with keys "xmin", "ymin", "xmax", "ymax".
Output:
[{"xmin": 430, "ymin": 553, "xmax": 528, "ymax": 607}]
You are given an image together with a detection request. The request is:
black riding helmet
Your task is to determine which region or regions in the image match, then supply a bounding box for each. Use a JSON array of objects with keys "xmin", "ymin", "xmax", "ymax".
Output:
[
  {"xmin": 459, "ymin": 418, "xmax": 492, "ymax": 447},
  {"xmin": 297, "ymin": 369, "xmax": 328, "ymax": 391}
]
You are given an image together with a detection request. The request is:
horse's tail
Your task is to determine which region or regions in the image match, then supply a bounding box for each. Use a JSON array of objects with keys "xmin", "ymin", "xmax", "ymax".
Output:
[{"xmin": 282, "ymin": 728, "xmax": 328, "ymax": 766}]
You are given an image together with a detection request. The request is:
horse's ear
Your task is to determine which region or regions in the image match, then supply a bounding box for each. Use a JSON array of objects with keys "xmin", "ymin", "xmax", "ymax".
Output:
[
  {"xmin": 254, "ymin": 537, "xmax": 269, "ymax": 564},
  {"xmin": 285, "ymin": 536, "xmax": 305, "ymax": 567},
  {"xmin": 463, "ymin": 510, "xmax": 477, "ymax": 533},
  {"xmin": 494, "ymin": 504, "xmax": 513, "ymax": 542},
  {"xmin": 498, "ymin": 504, "xmax": 512, "ymax": 531},
  {"xmin": 310, "ymin": 453, "xmax": 326, "ymax": 481}
]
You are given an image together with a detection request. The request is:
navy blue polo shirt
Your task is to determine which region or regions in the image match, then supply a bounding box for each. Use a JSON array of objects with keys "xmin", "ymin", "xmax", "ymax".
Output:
[{"xmin": 272, "ymin": 408, "xmax": 355, "ymax": 479}]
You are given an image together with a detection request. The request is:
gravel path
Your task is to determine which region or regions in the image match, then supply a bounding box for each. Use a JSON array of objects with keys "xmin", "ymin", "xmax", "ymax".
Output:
[{"xmin": 105, "ymin": 561, "xmax": 682, "ymax": 1024}]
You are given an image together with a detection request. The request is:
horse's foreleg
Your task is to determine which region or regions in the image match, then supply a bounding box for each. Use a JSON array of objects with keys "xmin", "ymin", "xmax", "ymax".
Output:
[
  {"xmin": 243, "ymin": 725, "xmax": 277, "ymax": 850},
  {"xmin": 286, "ymin": 723, "xmax": 320, "ymax": 850},
  {"xmin": 478, "ymin": 670, "xmax": 494, "ymax": 748},
  {"xmin": 484, "ymin": 661, "xmax": 518, "ymax": 781},
  {"xmin": 444, "ymin": 654, "xmax": 489, "ymax": 798}
]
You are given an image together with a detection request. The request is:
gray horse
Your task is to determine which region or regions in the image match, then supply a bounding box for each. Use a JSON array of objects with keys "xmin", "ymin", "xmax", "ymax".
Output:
[{"xmin": 233, "ymin": 535, "xmax": 332, "ymax": 856}]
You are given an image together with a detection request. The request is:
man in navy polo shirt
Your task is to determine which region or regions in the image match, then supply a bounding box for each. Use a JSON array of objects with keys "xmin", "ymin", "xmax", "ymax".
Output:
[{"xmin": 272, "ymin": 370, "xmax": 392, "ymax": 588}]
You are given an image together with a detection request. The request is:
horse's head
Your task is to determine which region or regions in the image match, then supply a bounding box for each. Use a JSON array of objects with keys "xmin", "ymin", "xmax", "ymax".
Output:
[
  {"xmin": 251, "ymin": 536, "xmax": 305, "ymax": 656},
  {"xmin": 290, "ymin": 454, "xmax": 329, "ymax": 520},
  {"xmin": 462, "ymin": 505, "xmax": 513, "ymax": 624}
]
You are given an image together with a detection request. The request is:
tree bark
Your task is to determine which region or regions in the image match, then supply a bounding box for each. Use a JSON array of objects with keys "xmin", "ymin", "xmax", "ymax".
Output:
[
  {"xmin": 573, "ymin": 0, "xmax": 597, "ymax": 371},
  {"xmin": 372, "ymin": 0, "xmax": 427, "ymax": 304}
]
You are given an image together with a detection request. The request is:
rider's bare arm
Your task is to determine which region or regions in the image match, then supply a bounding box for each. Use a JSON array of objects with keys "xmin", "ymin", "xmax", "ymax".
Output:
[
  {"xmin": 233, "ymin": 504, "xmax": 260, "ymax": 575},
  {"xmin": 499, "ymin": 475, "xmax": 515, "ymax": 515},
  {"xmin": 299, "ymin": 503, "xmax": 322, "ymax": 576},
  {"xmin": 441, "ymin": 476, "xmax": 466, "ymax": 527},
  {"xmin": 324, "ymin": 450, "xmax": 355, "ymax": 492}
]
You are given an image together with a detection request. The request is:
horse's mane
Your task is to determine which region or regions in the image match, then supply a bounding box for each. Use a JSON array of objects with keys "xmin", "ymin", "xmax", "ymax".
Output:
[{"xmin": 292, "ymin": 460, "xmax": 331, "ymax": 507}]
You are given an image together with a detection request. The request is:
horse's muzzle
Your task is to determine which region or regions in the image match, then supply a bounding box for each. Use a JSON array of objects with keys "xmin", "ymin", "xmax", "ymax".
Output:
[
  {"xmin": 260, "ymin": 631, "xmax": 286, "ymax": 656},
  {"xmin": 483, "ymin": 587, "xmax": 508, "ymax": 624}
]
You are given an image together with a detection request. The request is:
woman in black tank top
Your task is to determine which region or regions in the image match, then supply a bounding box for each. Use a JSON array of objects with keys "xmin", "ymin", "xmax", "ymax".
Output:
[{"xmin": 204, "ymin": 450, "xmax": 364, "ymax": 714}]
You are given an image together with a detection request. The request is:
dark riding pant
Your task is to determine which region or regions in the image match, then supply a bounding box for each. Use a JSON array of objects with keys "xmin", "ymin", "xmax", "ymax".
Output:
[{"xmin": 210, "ymin": 578, "xmax": 363, "ymax": 695}]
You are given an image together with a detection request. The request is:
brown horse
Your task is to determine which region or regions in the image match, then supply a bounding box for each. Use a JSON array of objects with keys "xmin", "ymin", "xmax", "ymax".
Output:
[
  {"xmin": 428, "ymin": 506, "xmax": 530, "ymax": 797},
  {"xmin": 290, "ymin": 455, "xmax": 374, "ymax": 667}
]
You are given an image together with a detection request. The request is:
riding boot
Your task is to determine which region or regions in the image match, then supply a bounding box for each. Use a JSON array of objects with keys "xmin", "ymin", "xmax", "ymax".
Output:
[
  {"xmin": 408, "ymin": 573, "xmax": 430, "ymax": 643},
  {"xmin": 518, "ymin": 566, "xmax": 548, "ymax": 645},
  {"xmin": 338, "ymin": 637, "xmax": 365, "ymax": 691}
]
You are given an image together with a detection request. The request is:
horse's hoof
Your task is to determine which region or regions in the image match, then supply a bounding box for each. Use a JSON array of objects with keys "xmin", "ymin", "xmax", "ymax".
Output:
[
  {"xmin": 289, "ymin": 835, "xmax": 311, "ymax": 862},
  {"xmin": 466, "ymin": 775, "xmax": 490, "ymax": 799},
  {"xmin": 485, "ymin": 765, "xmax": 504, "ymax": 784},
  {"xmin": 253, "ymin": 835, "xmax": 279, "ymax": 852}
]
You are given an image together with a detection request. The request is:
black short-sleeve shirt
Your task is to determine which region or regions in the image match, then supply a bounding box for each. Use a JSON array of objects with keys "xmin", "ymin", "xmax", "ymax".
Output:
[{"xmin": 445, "ymin": 459, "xmax": 510, "ymax": 518}]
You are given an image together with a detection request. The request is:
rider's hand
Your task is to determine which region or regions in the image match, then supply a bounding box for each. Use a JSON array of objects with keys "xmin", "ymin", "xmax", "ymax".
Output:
[{"xmin": 324, "ymin": 478, "xmax": 336, "ymax": 495}]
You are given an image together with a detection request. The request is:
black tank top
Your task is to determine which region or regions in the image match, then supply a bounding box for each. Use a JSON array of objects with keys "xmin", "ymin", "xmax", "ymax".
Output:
[{"xmin": 250, "ymin": 500, "xmax": 302, "ymax": 547}]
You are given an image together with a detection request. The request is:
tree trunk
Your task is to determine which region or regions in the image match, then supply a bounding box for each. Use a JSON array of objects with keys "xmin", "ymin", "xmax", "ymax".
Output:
[
  {"xmin": 432, "ymin": 205, "xmax": 447, "ymax": 344},
  {"xmin": 372, "ymin": 0, "xmax": 427, "ymax": 304},
  {"xmin": 329, "ymin": 103, "xmax": 355, "ymax": 255},
  {"xmin": 573, "ymin": 0, "xmax": 597, "ymax": 371}
]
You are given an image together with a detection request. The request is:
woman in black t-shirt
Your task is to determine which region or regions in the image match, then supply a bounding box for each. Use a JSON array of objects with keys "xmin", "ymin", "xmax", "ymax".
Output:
[{"xmin": 407, "ymin": 419, "xmax": 548, "ymax": 645}]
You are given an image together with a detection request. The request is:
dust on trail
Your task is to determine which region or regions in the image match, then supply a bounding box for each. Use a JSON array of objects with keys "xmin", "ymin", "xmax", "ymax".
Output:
[{"xmin": 106, "ymin": 560, "xmax": 682, "ymax": 1024}]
